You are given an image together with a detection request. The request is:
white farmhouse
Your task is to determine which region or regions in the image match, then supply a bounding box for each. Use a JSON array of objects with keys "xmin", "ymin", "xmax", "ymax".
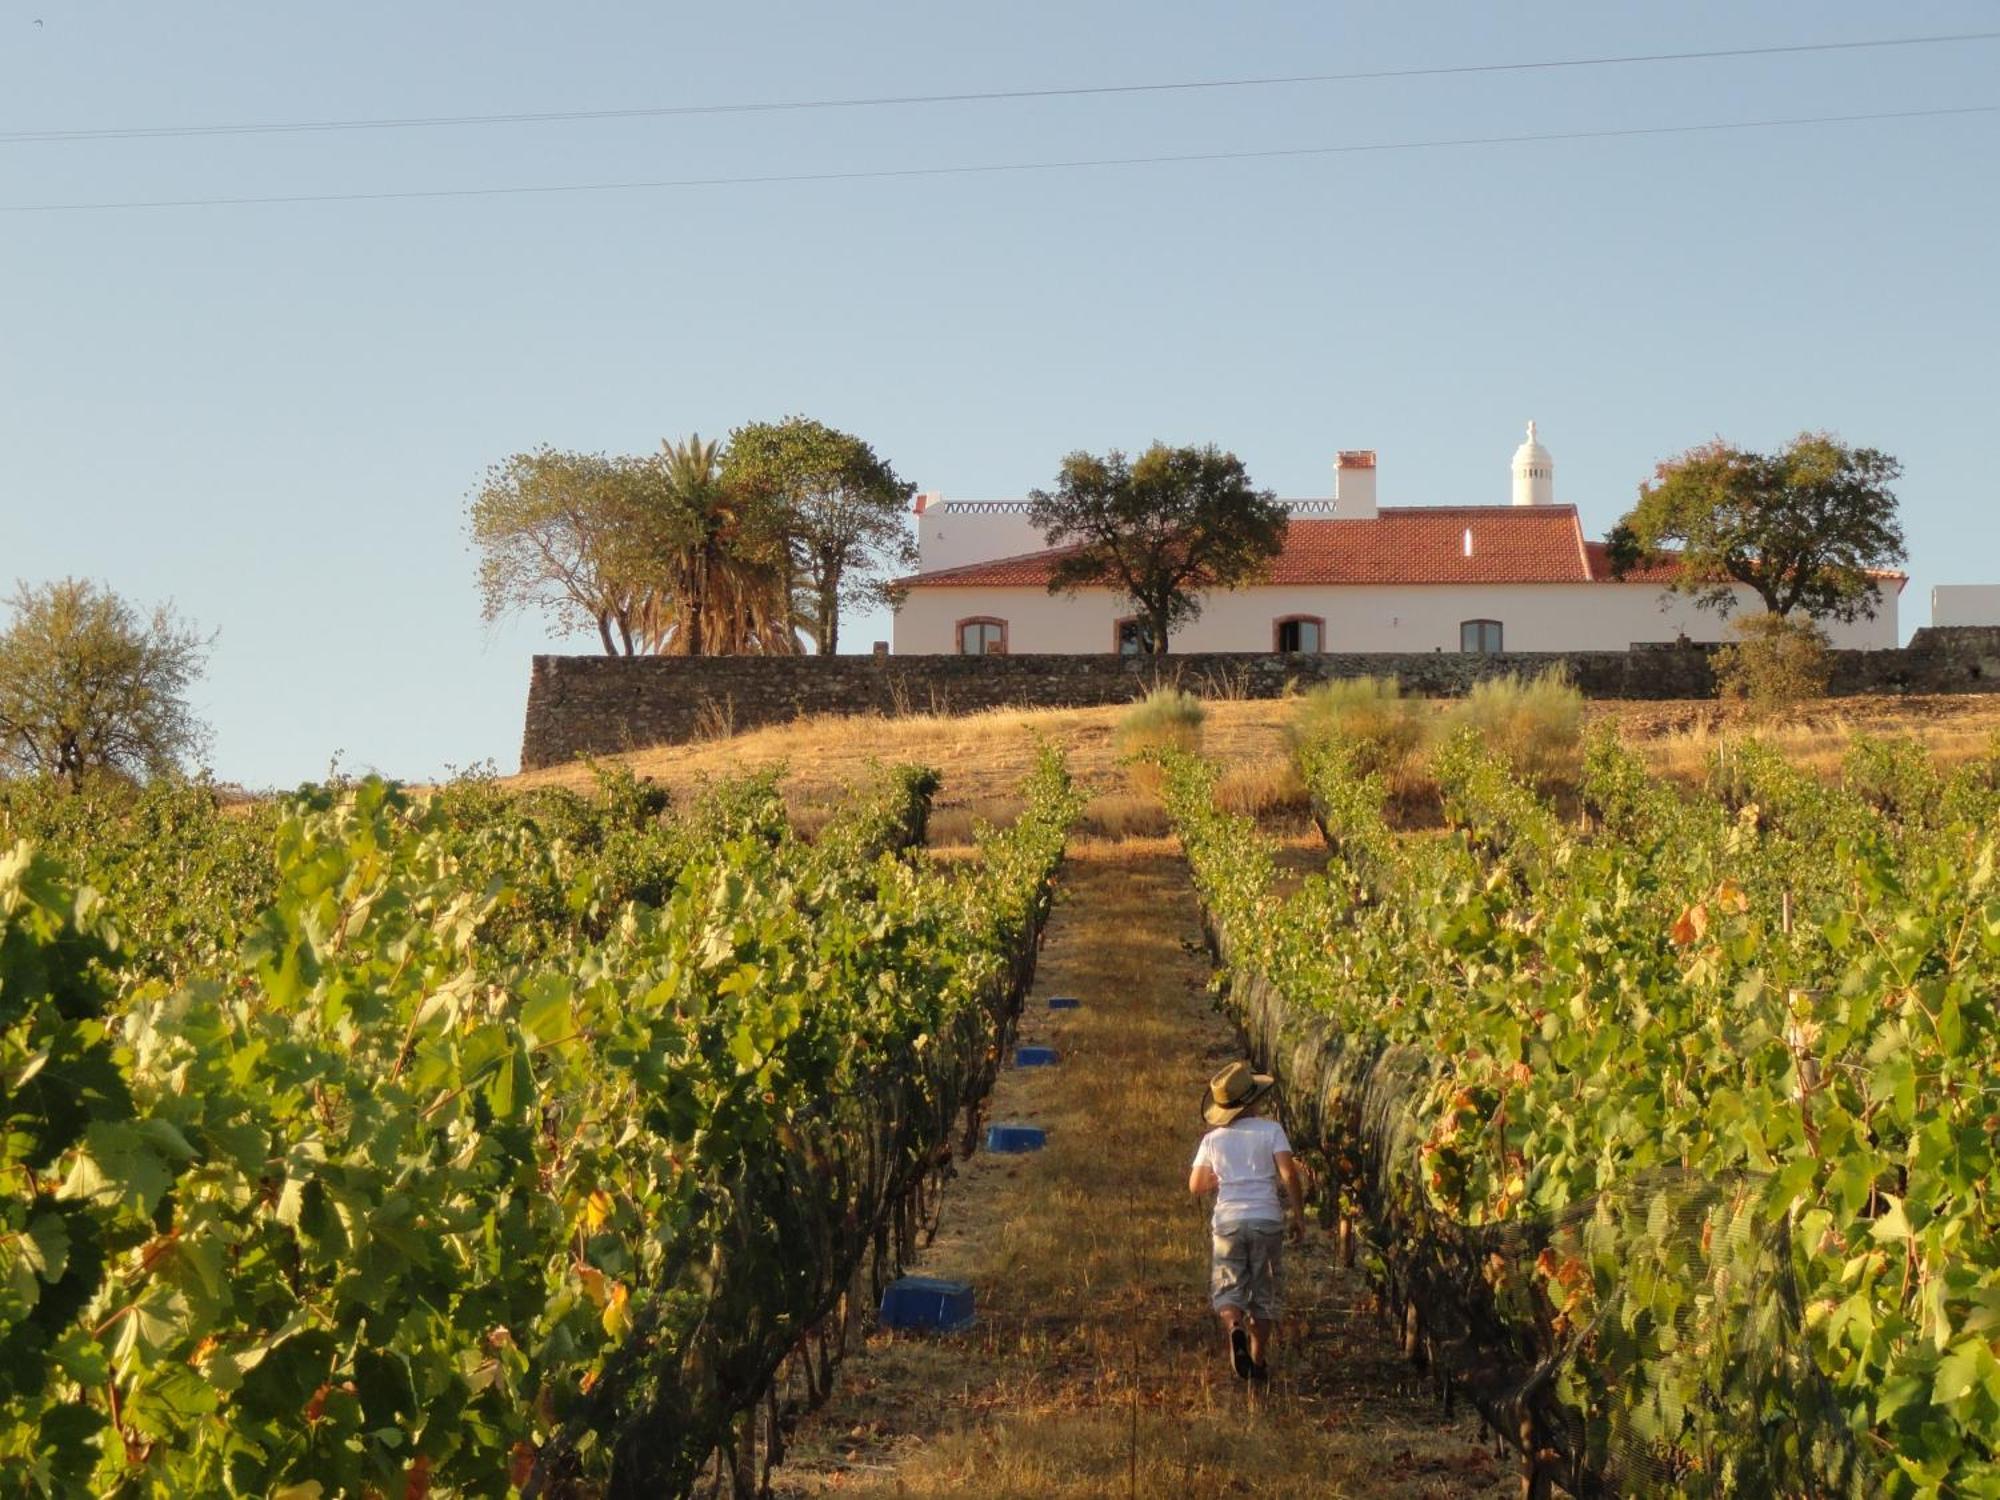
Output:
[{"xmin": 891, "ymin": 425, "xmax": 1902, "ymax": 655}]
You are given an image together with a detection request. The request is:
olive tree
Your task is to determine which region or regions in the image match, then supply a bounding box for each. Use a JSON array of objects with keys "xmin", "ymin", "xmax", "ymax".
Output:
[
  {"xmin": 723, "ymin": 417, "xmax": 915, "ymax": 654},
  {"xmin": 0, "ymin": 578, "xmax": 211, "ymax": 788},
  {"xmin": 1608, "ymin": 432, "xmax": 1905, "ymax": 622},
  {"xmin": 1027, "ymin": 443, "xmax": 1287, "ymax": 655}
]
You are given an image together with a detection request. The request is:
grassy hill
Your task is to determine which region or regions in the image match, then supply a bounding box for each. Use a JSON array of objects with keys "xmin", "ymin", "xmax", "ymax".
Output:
[{"xmin": 510, "ymin": 691, "xmax": 2000, "ymax": 844}]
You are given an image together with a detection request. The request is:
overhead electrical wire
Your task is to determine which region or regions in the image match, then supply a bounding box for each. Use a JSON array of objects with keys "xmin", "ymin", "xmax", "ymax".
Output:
[
  {"xmin": 1, "ymin": 30, "xmax": 1995, "ymax": 145},
  {"xmin": 3, "ymin": 103, "xmax": 1993, "ymax": 214}
]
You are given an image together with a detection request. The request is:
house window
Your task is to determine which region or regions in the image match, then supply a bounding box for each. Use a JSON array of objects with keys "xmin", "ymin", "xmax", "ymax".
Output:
[
  {"xmin": 956, "ymin": 617, "xmax": 1007, "ymax": 655},
  {"xmin": 1115, "ymin": 617, "xmax": 1157, "ymax": 655},
  {"xmin": 1275, "ymin": 616, "xmax": 1324, "ymax": 653},
  {"xmin": 1460, "ymin": 619, "xmax": 1504, "ymax": 653}
]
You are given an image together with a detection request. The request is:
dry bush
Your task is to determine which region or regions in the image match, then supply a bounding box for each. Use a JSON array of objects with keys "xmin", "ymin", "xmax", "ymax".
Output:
[
  {"xmin": 1080, "ymin": 792, "xmax": 1172, "ymax": 840},
  {"xmin": 1287, "ymin": 676, "xmax": 1429, "ymax": 787},
  {"xmin": 1713, "ymin": 613, "xmax": 1832, "ymax": 713},
  {"xmin": 1114, "ymin": 687, "xmax": 1206, "ymax": 793},
  {"xmin": 1446, "ymin": 668, "xmax": 1585, "ymax": 787},
  {"xmin": 1214, "ymin": 756, "xmax": 1308, "ymax": 820}
]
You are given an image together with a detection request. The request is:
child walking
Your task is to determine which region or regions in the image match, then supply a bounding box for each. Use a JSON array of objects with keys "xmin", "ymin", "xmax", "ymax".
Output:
[{"xmin": 1188, "ymin": 1061, "xmax": 1305, "ymax": 1381}]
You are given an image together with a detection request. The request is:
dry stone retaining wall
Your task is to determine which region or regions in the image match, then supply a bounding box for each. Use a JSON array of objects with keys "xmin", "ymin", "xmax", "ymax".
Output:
[{"xmin": 519, "ymin": 626, "xmax": 2000, "ymax": 770}]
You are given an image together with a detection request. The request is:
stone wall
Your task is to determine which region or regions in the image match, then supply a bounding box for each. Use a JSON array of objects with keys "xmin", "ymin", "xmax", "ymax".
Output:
[{"xmin": 519, "ymin": 626, "xmax": 2000, "ymax": 770}]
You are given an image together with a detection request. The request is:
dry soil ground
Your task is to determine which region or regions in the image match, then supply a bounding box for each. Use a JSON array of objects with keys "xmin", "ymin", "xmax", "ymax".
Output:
[{"xmin": 768, "ymin": 840, "xmax": 1515, "ymax": 1500}]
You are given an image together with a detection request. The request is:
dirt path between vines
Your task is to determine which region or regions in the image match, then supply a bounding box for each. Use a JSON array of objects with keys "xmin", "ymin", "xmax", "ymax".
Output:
[{"xmin": 771, "ymin": 839, "xmax": 1513, "ymax": 1499}]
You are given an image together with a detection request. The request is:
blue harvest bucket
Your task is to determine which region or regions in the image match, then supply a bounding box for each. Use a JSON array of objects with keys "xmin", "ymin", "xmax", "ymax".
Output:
[
  {"xmin": 985, "ymin": 1123, "xmax": 1047, "ymax": 1153},
  {"xmin": 1047, "ymin": 996, "xmax": 1083, "ymax": 1010},
  {"xmin": 879, "ymin": 1276, "xmax": 976, "ymax": 1333},
  {"xmin": 1014, "ymin": 1045, "xmax": 1060, "ymax": 1067}
]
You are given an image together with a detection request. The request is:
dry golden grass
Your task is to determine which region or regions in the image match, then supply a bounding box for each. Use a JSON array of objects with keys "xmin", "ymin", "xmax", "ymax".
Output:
[
  {"xmin": 1625, "ymin": 700, "xmax": 2000, "ymax": 788},
  {"xmin": 769, "ymin": 843, "xmax": 1511, "ymax": 1500},
  {"xmin": 508, "ymin": 700, "xmax": 1301, "ymax": 842},
  {"xmin": 508, "ymin": 694, "xmax": 2000, "ymax": 839}
]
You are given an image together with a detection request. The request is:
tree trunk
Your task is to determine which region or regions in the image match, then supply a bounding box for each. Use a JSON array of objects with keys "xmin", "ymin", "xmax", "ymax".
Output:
[
  {"xmin": 818, "ymin": 575, "xmax": 841, "ymax": 655},
  {"xmin": 1147, "ymin": 607, "xmax": 1171, "ymax": 656},
  {"xmin": 596, "ymin": 613, "xmax": 618, "ymax": 656}
]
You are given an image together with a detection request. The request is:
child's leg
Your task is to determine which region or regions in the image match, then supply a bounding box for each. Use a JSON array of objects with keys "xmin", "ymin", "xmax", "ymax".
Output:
[
  {"xmin": 1211, "ymin": 1230, "xmax": 1254, "ymax": 1372},
  {"xmin": 1245, "ymin": 1315, "xmax": 1277, "ymax": 1365},
  {"xmin": 1246, "ymin": 1225, "xmax": 1285, "ymax": 1366}
]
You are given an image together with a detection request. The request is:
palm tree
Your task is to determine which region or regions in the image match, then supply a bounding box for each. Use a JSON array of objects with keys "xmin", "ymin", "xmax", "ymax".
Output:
[{"xmin": 635, "ymin": 436, "xmax": 798, "ymax": 655}]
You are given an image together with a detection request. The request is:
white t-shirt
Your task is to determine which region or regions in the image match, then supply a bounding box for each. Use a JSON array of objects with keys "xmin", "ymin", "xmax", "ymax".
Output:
[{"xmin": 1191, "ymin": 1115, "xmax": 1292, "ymax": 1230}]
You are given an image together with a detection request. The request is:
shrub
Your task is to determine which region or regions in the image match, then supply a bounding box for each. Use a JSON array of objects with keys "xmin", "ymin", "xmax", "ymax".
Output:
[
  {"xmin": 1116, "ymin": 687, "xmax": 1205, "ymax": 791},
  {"xmin": 1713, "ymin": 613, "xmax": 1831, "ymax": 712},
  {"xmin": 1445, "ymin": 668, "xmax": 1584, "ymax": 787},
  {"xmin": 1288, "ymin": 676, "xmax": 1429, "ymax": 785}
]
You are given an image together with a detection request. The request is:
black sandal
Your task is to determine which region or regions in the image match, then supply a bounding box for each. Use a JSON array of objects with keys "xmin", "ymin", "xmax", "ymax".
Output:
[{"xmin": 1229, "ymin": 1326, "xmax": 1253, "ymax": 1379}]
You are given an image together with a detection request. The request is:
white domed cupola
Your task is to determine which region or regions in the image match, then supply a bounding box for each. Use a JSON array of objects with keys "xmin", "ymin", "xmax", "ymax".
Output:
[{"xmin": 1511, "ymin": 420, "xmax": 1554, "ymax": 507}]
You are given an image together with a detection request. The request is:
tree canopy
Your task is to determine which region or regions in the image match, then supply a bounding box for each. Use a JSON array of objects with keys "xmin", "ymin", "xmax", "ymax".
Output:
[
  {"xmin": 723, "ymin": 417, "xmax": 915, "ymax": 654},
  {"xmin": 469, "ymin": 417, "xmax": 915, "ymax": 656},
  {"xmin": 0, "ymin": 578, "xmax": 211, "ymax": 789},
  {"xmin": 1608, "ymin": 432, "xmax": 1906, "ymax": 623},
  {"xmin": 468, "ymin": 441, "xmax": 797, "ymax": 656},
  {"xmin": 468, "ymin": 448, "xmax": 667, "ymax": 655},
  {"xmin": 1027, "ymin": 444, "xmax": 1287, "ymax": 655},
  {"xmin": 637, "ymin": 435, "xmax": 797, "ymax": 657}
]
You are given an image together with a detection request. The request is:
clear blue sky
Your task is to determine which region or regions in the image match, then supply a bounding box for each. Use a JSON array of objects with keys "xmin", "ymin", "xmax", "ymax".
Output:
[{"xmin": 2, "ymin": 3, "xmax": 1994, "ymax": 786}]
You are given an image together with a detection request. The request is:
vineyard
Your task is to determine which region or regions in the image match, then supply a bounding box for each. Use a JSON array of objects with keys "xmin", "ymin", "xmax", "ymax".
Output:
[
  {"xmin": 7, "ymin": 702, "xmax": 2000, "ymax": 1498},
  {"xmin": 0, "ymin": 754, "xmax": 1082, "ymax": 1497},
  {"xmin": 1161, "ymin": 727, "xmax": 2000, "ymax": 1498}
]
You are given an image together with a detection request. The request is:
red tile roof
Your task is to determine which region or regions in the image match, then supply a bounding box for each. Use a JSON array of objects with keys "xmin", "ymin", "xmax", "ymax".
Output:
[
  {"xmin": 902, "ymin": 506, "xmax": 1909, "ymax": 593},
  {"xmin": 902, "ymin": 506, "xmax": 1598, "ymax": 589},
  {"xmin": 1581, "ymin": 541, "xmax": 1678, "ymax": 583}
]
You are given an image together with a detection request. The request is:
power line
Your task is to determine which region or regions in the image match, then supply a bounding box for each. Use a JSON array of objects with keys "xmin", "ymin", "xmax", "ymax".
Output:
[
  {"xmin": 4, "ymin": 103, "xmax": 1992, "ymax": 214},
  {"xmin": 3, "ymin": 31, "xmax": 1996, "ymax": 145}
]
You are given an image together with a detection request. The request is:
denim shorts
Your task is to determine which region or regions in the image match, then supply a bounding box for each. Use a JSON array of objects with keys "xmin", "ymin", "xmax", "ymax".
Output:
[{"xmin": 1209, "ymin": 1219, "xmax": 1285, "ymax": 1320}]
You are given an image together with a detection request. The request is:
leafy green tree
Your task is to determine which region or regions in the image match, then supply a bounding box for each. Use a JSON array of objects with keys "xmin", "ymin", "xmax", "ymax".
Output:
[
  {"xmin": 723, "ymin": 417, "xmax": 915, "ymax": 654},
  {"xmin": 637, "ymin": 435, "xmax": 798, "ymax": 656},
  {"xmin": 467, "ymin": 448, "xmax": 668, "ymax": 655},
  {"xmin": 0, "ymin": 578, "xmax": 211, "ymax": 788},
  {"xmin": 1027, "ymin": 443, "xmax": 1287, "ymax": 655},
  {"xmin": 1608, "ymin": 432, "xmax": 1905, "ymax": 622}
]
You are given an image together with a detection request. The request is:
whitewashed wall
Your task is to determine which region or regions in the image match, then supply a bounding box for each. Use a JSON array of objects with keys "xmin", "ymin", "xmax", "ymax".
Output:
[
  {"xmin": 892, "ymin": 581, "xmax": 1899, "ymax": 654},
  {"xmin": 915, "ymin": 503, "xmax": 1048, "ymax": 573},
  {"xmin": 1933, "ymin": 586, "xmax": 2000, "ymax": 627}
]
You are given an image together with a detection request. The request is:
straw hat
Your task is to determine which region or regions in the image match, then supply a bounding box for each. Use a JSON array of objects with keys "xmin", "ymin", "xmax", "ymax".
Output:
[{"xmin": 1201, "ymin": 1061, "xmax": 1276, "ymax": 1127}]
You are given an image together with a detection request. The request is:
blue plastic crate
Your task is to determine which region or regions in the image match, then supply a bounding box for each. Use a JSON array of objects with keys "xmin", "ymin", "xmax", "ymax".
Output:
[
  {"xmin": 985, "ymin": 1123, "xmax": 1047, "ymax": 1153},
  {"xmin": 1014, "ymin": 1045, "xmax": 1060, "ymax": 1067},
  {"xmin": 1047, "ymin": 996, "xmax": 1083, "ymax": 1010},
  {"xmin": 879, "ymin": 1276, "xmax": 975, "ymax": 1333}
]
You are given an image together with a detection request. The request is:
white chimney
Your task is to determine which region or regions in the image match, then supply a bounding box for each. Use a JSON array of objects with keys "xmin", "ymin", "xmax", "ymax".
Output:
[
  {"xmin": 1511, "ymin": 421, "xmax": 1554, "ymax": 507},
  {"xmin": 1334, "ymin": 450, "xmax": 1378, "ymax": 519}
]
